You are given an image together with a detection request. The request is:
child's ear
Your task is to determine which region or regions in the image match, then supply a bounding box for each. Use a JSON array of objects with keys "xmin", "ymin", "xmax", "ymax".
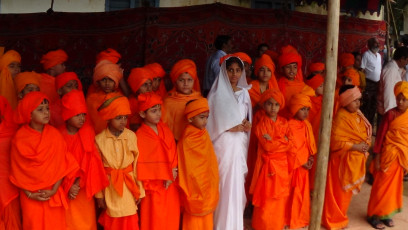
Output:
[{"xmin": 139, "ymin": 111, "xmax": 146, "ymax": 118}]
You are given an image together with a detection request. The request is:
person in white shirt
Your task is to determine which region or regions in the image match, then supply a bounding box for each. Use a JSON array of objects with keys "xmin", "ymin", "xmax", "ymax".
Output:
[{"xmin": 361, "ymin": 37, "xmax": 382, "ymax": 125}]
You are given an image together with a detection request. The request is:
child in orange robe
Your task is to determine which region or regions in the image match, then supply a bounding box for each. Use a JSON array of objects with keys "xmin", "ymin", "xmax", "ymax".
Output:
[
  {"xmin": 13, "ymin": 72, "xmax": 41, "ymax": 99},
  {"xmin": 0, "ymin": 50, "xmax": 21, "ymax": 108},
  {"xmin": 286, "ymin": 93, "xmax": 316, "ymax": 229},
  {"xmin": 145, "ymin": 63, "xmax": 168, "ymax": 98},
  {"xmin": 250, "ymin": 89, "xmax": 292, "ymax": 230},
  {"xmin": 136, "ymin": 92, "xmax": 180, "ymax": 230},
  {"xmin": 163, "ymin": 59, "xmax": 202, "ymax": 141},
  {"xmin": 95, "ymin": 95, "xmax": 144, "ymax": 230},
  {"xmin": 322, "ymin": 85, "xmax": 372, "ymax": 230},
  {"xmin": 59, "ymin": 90, "xmax": 109, "ymax": 230},
  {"xmin": 9, "ymin": 91, "xmax": 79, "ymax": 230},
  {"xmin": 367, "ymin": 81, "xmax": 408, "ymax": 229},
  {"xmin": 177, "ymin": 98, "xmax": 219, "ymax": 230},
  {"xmin": 55, "ymin": 72, "xmax": 83, "ymax": 97}
]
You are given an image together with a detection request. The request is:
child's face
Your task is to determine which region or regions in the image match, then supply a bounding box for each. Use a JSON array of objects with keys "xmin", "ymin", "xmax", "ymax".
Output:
[
  {"xmin": 227, "ymin": 62, "xmax": 242, "ymax": 86},
  {"xmin": 98, "ymin": 77, "xmax": 116, "ymax": 93},
  {"xmin": 175, "ymin": 73, "xmax": 194, "ymax": 95},
  {"xmin": 19, "ymin": 84, "xmax": 40, "ymax": 99},
  {"xmin": 244, "ymin": 62, "xmax": 252, "ymax": 80},
  {"xmin": 354, "ymin": 55, "xmax": 362, "ymax": 69},
  {"xmin": 51, "ymin": 63, "xmax": 66, "ymax": 76},
  {"xmin": 263, "ymin": 97, "xmax": 280, "ymax": 119},
  {"xmin": 152, "ymin": 77, "xmax": 161, "ymax": 91},
  {"xmin": 189, "ymin": 111, "xmax": 209, "ymax": 130},
  {"xmin": 344, "ymin": 96, "xmax": 361, "ymax": 113},
  {"xmin": 109, "ymin": 115, "xmax": 128, "ymax": 133},
  {"xmin": 342, "ymin": 76, "xmax": 353, "ymax": 86},
  {"xmin": 67, "ymin": 113, "xmax": 86, "ymax": 130},
  {"xmin": 140, "ymin": 104, "xmax": 162, "ymax": 126},
  {"xmin": 258, "ymin": 66, "xmax": 272, "ymax": 83},
  {"xmin": 396, "ymin": 93, "xmax": 408, "ymax": 112},
  {"xmin": 315, "ymin": 84, "xmax": 324, "ymax": 96},
  {"xmin": 58, "ymin": 80, "xmax": 79, "ymax": 96},
  {"xmin": 138, "ymin": 79, "xmax": 153, "ymax": 94},
  {"xmin": 31, "ymin": 101, "xmax": 50, "ymax": 126},
  {"xmin": 282, "ymin": 62, "xmax": 297, "ymax": 80},
  {"xmin": 295, "ymin": 107, "xmax": 310, "ymax": 121},
  {"xmin": 8, "ymin": 61, "xmax": 21, "ymax": 78}
]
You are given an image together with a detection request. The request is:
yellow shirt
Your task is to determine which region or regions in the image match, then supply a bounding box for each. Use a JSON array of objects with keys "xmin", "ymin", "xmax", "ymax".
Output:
[{"xmin": 95, "ymin": 128, "xmax": 145, "ymax": 217}]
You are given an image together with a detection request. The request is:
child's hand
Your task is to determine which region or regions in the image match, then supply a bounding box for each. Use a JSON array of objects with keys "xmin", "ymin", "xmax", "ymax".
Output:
[
  {"xmin": 228, "ymin": 124, "xmax": 244, "ymax": 132},
  {"xmin": 351, "ymin": 142, "xmax": 369, "ymax": 153},
  {"xmin": 164, "ymin": 180, "xmax": 172, "ymax": 189},
  {"xmin": 242, "ymin": 119, "xmax": 252, "ymax": 132},
  {"xmin": 96, "ymin": 198, "xmax": 107, "ymax": 209},
  {"xmin": 27, "ymin": 191, "xmax": 50, "ymax": 202},
  {"xmin": 262, "ymin": 134, "xmax": 271, "ymax": 140},
  {"xmin": 302, "ymin": 156, "xmax": 314, "ymax": 170},
  {"xmin": 68, "ymin": 183, "xmax": 80, "ymax": 200},
  {"xmin": 38, "ymin": 189, "xmax": 57, "ymax": 199},
  {"xmin": 172, "ymin": 168, "xmax": 178, "ymax": 180}
]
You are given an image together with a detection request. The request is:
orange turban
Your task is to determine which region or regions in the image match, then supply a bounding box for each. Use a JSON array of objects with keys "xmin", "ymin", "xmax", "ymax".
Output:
[
  {"xmin": 259, "ymin": 88, "xmax": 285, "ymax": 110},
  {"xmin": 14, "ymin": 91, "xmax": 48, "ymax": 124},
  {"xmin": 138, "ymin": 92, "xmax": 163, "ymax": 112},
  {"xmin": 281, "ymin": 45, "xmax": 299, "ymax": 55},
  {"xmin": 309, "ymin": 62, "xmax": 325, "ymax": 73},
  {"xmin": 14, "ymin": 71, "xmax": 41, "ymax": 93},
  {"xmin": 254, "ymin": 54, "xmax": 275, "ymax": 77},
  {"xmin": 234, "ymin": 52, "xmax": 252, "ymax": 65},
  {"xmin": 127, "ymin": 67, "xmax": 155, "ymax": 93},
  {"xmin": 170, "ymin": 59, "xmax": 200, "ymax": 91},
  {"xmin": 394, "ymin": 81, "xmax": 408, "ymax": 98},
  {"xmin": 339, "ymin": 53, "xmax": 355, "ymax": 68},
  {"xmin": 55, "ymin": 72, "xmax": 83, "ymax": 91},
  {"xmin": 342, "ymin": 68, "xmax": 360, "ymax": 86},
  {"xmin": 306, "ymin": 74, "xmax": 324, "ymax": 90},
  {"xmin": 145, "ymin": 63, "xmax": 166, "ymax": 78},
  {"xmin": 264, "ymin": 50, "xmax": 279, "ymax": 62},
  {"xmin": 96, "ymin": 48, "xmax": 121, "ymax": 64},
  {"xmin": 185, "ymin": 98, "xmax": 209, "ymax": 119},
  {"xmin": 40, "ymin": 49, "xmax": 68, "ymax": 70},
  {"xmin": 339, "ymin": 86, "xmax": 361, "ymax": 107},
  {"xmin": 289, "ymin": 93, "xmax": 312, "ymax": 117},
  {"xmin": 98, "ymin": 95, "xmax": 131, "ymax": 121},
  {"xmin": 0, "ymin": 50, "xmax": 21, "ymax": 70},
  {"xmin": 278, "ymin": 52, "xmax": 302, "ymax": 69},
  {"xmin": 0, "ymin": 50, "xmax": 21, "ymax": 108},
  {"xmin": 93, "ymin": 60, "xmax": 123, "ymax": 88},
  {"xmin": 61, "ymin": 90, "xmax": 87, "ymax": 121}
]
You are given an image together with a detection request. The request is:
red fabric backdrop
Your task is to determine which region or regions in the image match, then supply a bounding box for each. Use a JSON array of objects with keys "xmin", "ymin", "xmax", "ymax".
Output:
[{"xmin": 0, "ymin": 3, "xmax": 385, "ymax": 92}]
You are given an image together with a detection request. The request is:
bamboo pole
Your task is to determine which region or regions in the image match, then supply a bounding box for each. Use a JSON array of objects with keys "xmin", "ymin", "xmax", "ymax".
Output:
[{"xmin": 309, "ymin": 0, "xmax": 340, "ymax": 229}]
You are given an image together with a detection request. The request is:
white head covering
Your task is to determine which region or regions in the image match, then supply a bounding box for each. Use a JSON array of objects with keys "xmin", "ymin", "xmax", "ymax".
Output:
[{"xmin": 207, "ymin": 56, "xmax": 252, "ymax": 141}]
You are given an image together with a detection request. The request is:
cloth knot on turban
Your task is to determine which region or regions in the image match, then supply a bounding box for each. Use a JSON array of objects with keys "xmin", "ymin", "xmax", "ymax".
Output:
[
  {"xmin": 61, "ymin": 90, "xmax": 87, "ymax": 121},
  {"xmin": 145, "ymin": 63, "xmax": 166, "ymax": 78},
  {"xmin": 0, "ymin": 50, "xmax": 21, "ymax": 70},
  {"xmin": 93, "ymin": 60, "xmax": 123, "ymax": 88},
  {"xmin": 40, "ymin": 49, "xmax": 68, "ymax": 70},
  {"xmin": 309, "ymin": 62, "xmax": 325, "ymax": 73},
  {"xmin": 342, "ymin": 68, "xmax": 360, "ymax": 86},
  {"xmin": 14, "ymin": 91, "xmax": 49, "ymax": 124},
  {"xmin": 254, "ymin": 54, "xmax": 275, "ymax": 77},
  {"xmin": 259, "ymin": 88, "xmax": 285, "ymax": 110},
  {"xmin": 339, "ymin": 53, "xmax": 355, "ymax": 68},
  {"xmin": 289, "ymin": 93, "xmax": 312, "ymax": 117},
  {"xmin": 339, "ymin": 86, "xmax": 361, "ymax": 107},
  {"xmin": 127, "ymin": 67, "xmax": 155, "ymax": 93},
  {"xmin": 394, "ymin": 81, "xmax": 408, "ymax": 98},
  {"xmin": 98, "ymin": 95, "xmax": 131, "ymax": 121},
  {"xmin": 14, "ymin": 71, "xmax": 41, "ymax": 94},
  {"xmin": 185, "ymin": 98, "xmax": 210, "ymax": 119},
  {"xmin": 55, "ymin": 72, "xmax": 83, "ymax": 91},
  {"xmin": 138, "ymin": 92, "xmax": 163, "ymax": 112},
  {"xmin": 96, "ymin": 48, "xmax": 121, "ymax": 64},
  {"xmin": 305, "ymin": 74, "xmax": 324, "ymax": 90}
]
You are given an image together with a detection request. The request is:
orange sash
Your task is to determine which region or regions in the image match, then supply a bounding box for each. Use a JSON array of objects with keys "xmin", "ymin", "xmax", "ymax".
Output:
[{"xmin": 105, "ymin": 164, "xmax": 140, "ymax": 199}]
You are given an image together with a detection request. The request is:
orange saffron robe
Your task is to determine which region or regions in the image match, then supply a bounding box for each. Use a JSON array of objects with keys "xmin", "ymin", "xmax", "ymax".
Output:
[
  {"xmin": 250, "ymin": 115, "xmax": 292, "ymax": 230},
  {"xmin": 136, "ymin": 122, "xmax": 180, "ymax": 230},
  {"xmin": 307, "ymin": 95, "xmax": 322, "ymax": 190},
  {"xmin": 287, "ymin": 119, "xmax": 316, "ymax": 229},
  {"xmin": 40, "ymin": 73, "xmax": 64, "ymax": 127},
  {"xmin": 59, "ymin": 124, "xmax": 109, "ymax": 230},
  {"xmin": 367, "ymin": 108, "xmax": 408, "ymax": 219},
  {"xmin": 322, "ymin": 108, "xmax": 371, "ymax": 230},
  {"xmin": 0, "ymin": 96, "xmax": 21, "ymax": 230},
  {"xmin": 177, "ymin": 124, "xmax": 219, "ymax": 230},
  {"xmin": 9, "ymin": 124, "xmax": 79, "ymax": 230},
  {"xmin": 278, "ymin": 78, "xmax": 314, "ymax": 118},
  {"xmin": 163, "ymin": 89, "xmax": 202, "ymax": 140}
]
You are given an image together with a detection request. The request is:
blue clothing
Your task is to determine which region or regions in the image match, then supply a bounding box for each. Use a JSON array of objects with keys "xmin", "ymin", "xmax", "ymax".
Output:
[{"xmin": 203, "ymin": 50, "xmax": 226, "ymax": 96}]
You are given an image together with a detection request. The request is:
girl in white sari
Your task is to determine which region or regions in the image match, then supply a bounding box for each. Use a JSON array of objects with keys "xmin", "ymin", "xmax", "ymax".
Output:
[{"xmin": 207, "ymin": 56, "xmax": 252, "ymax": 230}]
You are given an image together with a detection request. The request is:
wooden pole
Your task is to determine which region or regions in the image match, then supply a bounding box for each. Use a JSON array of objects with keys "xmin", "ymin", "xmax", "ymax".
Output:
[{"xmin": 309, "ymin": 0, "xmax": 340, "ymax": 229}]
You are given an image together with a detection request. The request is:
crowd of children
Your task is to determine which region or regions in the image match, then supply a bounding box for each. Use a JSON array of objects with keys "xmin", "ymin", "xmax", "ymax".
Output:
[{"xmin": 0, "ymin": 42, "xmax": 407, "ymax": 230}]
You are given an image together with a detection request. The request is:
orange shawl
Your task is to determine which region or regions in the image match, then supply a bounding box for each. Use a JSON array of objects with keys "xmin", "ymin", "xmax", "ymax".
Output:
[
  {"xmin": 308, "ymin": 95, "xmax": 323, "ymax": 142},
  {"xmin": 177, "ymin": 124, "xmax": 219, "ymax": 216},
  {"xmin": 0, "ymin": 50, "xmax": 21, "ymax": 108},
  {"xmin": 330, "ymin": 108, "xmax": 372, "ymax": 193},
  {"xmin": 40, "ymin": 73, "xmax": 64, "ymax": 127},
  {"xmin": 287, "ymin": 119, "xmax": 316, "ymax": 171}
]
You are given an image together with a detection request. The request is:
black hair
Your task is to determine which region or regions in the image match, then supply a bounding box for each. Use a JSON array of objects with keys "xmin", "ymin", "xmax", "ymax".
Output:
[
  {"xmin": 257, "ymin": 43, "xmax": 269, "ymax": 51},
  {"xmin": 393, "ymin": 46, "xmax": 408, "ymax": 60},
  {"xmin": 306, "ymin": 73, "xmax": 317, "ymax": 80},
  {"xmin": 367, "ymin": 37, "xmax": 378, "ymax": 48},
  {"xmin": 185, "ymin": 99, "xmax": 197, "ymax": 106},
  {"xmin": 339, "ymin": 84, "xmax": 355, "ymax": 95},
  {"xmin": 401, "ymin": 34, "xmax": 408, "ymax": 47},
  {"xmin": 225, "ymin": 57, "xmax": 243, "ymax": 70},
  {"xmin": 351, "ymin": 51, "xmax": 361, "ymax": 58},
  {"xmin": 214, "ymin": 35, "xmax": 231, "ymax": 50}
]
